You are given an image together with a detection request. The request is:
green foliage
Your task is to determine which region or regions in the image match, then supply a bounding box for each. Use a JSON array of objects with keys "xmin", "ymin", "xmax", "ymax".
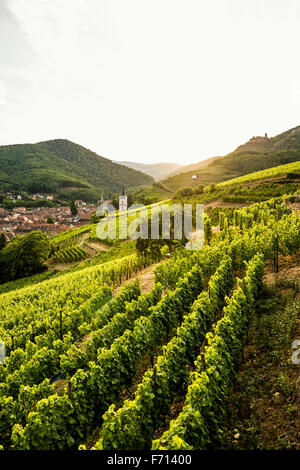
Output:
[
  {"xmin": 193, "ymin": 184, "xmax": 204, "ymax": 195},
  {"xmin": 173, "ymin": 187, "xmax": 194, "ymax": 199},
  {"xmin": 204, "ymin": 218, "xmax": 212, "ymax": 244},
  {"xmin": 218, "ymin": 160, "xmax": 300, "ymax": 188},
  {"xmin": 0, "ymin": 231, "xmax": 51, "ymax": 284},
  {"xmin": 52, "ymin": 246, "xmax": 87, "ymax": 264},
  {"xmin": 70, "ymin": 199, "xmax": 78, "ymax": 216},
  {"xmin": 0, "ymin": 233, "xmax": 7, "ymax": 250},
  {"xmin": 81, "ymin": 283, "xmax": 163, "ymax": 368},
  {"xmin": 11, "ymin": 264, "xmax": 204, "ymax": 449},
  {"xmin": 136, "ymin": 238, "xmax": 162, "ymax": 262},
  {"xmin": 152, "ymin": 254, "xmax": 264, "ymax": 450},
  {"xmin": 219, "ymin": 211, "xmax": 225, "ymax": 230},
  {"xmin": 97, "ymin": 257, "xmax": 234, "ymax": 450},
  {"xmin": 0, "ymin": 270, "xmax": 58, "ymax": 296},
  {"xmin": 0, "ymin": 139, "xmax": 153, "ymax": 201},
  {"xmin": 130, "ymin": 185, "xmax": 172, "ymax": 205},
  {"xmin": 2, "ymin": 199, "xmax": 56, "ymax": 210},
  {"xmin": 0, "ymin": 253, "xmax": 152, "ymax": 352},
  {"xmin": 207, "ymin": 183, "xmax": 216, "ymax": 193},
  {"xmin": 1, "ymin": 195, "xmax": 299, "ymax": 450}
]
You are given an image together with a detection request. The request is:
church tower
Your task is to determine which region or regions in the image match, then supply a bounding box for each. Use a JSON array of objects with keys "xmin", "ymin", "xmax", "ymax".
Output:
[{"xmin": 119, "ymin": 186, "xmax": 127, "ymax": 212}]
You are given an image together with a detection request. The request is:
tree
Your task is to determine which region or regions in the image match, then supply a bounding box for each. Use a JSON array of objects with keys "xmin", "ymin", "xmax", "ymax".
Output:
[
  {"xmin": 136, "ymin": 216, "xmax": 164, "ymax": 262},
  {"xmin": 70, "ymin": 198, "xmax": 78, "ymax": 216},
  {"xmin": 0, "ymin": 233, "xmax": 7, "ymax": 250},
  {"xmin": 206, "ymin": 183, "xmax": 216, "ymax": 193},
  {"xmin": 2, "ymin": 198, "xmax": 14, "ymax": 210},
  {"xmin": 127, "ymin": 193, "xmax": 134, "ymax": 207},
  {"xmin": 111, "ymin": 197, "xmax": 119, "ymax": 210},
  {"xmin": 47, "ymin": 217, "xmax": 54, "ymax": 224},
  {"xmin": 173, "ymin": 187, "xmax": 193, "ymax": 199},
  {"xmin": 193, "ymin": 184, "xmax": 204, "ymax": 195},
  {"xmin": 0, "ymin": 231, "xmax": 51, "ymax": 284}
]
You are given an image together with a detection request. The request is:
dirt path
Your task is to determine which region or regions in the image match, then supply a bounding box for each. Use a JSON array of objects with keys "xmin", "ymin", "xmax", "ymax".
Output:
[
  {"xmin": 205, "ymin": 200, "xmax": 250, "ymax": 210},
  {"xmin": 80, "ymin": 264, "xmax": 157, "ymax": 344},
  {"xmin": 52, "ymin": 264, "xmax": 158, "ymax": 394},
  {"xmin": 114, "ymin": 263, "xmax": 157, "ymax": 296},
  {"xmin": 78, "ymin": 233, "xmax": 89, "ymax": 247},
  {"xmin": 84, "ymin": 241, "xmax": 110, "ymax": 252},
  {"xmin": 263, "ymin": 251, "xmax": 300, "ymax": 291}
]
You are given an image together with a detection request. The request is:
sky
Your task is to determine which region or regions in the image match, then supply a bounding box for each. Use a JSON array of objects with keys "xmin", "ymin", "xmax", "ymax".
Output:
[{"xmin": 1, "ymin": 0, "xmax": 300, "ymax": 165}]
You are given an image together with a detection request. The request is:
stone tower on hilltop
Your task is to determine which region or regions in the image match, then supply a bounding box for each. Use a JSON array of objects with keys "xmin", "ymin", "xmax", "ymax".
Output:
[
  {"xmin": 119, "ymin": 186, "xmax": 127, "ymax": 212},
  {"xmin": 249, "ymin": 133, "xmax": 269, "ymax": 143}
]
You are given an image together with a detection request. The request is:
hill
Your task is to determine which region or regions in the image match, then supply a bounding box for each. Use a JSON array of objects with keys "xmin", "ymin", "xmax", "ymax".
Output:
[
  {"xmin": 217, "ymin": 160, "xmax": 300, "ymax": 187},
  {"xmin": 163, "ymin": 125, "xmax": 300, "ymax": 191},
  {"xmin": 0, "ymin": 139, "xmax": 153, "ymax": 202},
  {"xmin": 113, "ymin": 161, "xmax": 182, "ymax": 180},
  {"xmin": 168, "ymin": 156, "xmax": 219, "ymax": 176},
  {"xmin": 172, "ymin": 161, "xmax": 300, "ymax": 221}
]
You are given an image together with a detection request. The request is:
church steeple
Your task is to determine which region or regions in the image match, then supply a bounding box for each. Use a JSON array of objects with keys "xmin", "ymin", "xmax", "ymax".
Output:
[{"xmin": 119, "ymin": 186, "xmax": 127, "ymax": 212}]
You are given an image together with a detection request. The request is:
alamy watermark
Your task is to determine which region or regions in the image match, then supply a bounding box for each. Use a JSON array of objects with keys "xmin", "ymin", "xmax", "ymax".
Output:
[
  {"xmin": 0, "ymin": 340, "xmax": 6, "ymax": 364},
  {"xmin": 291, "ymin": 340, "xmax": 300, "ymax": 365},
  {"xmin": 95, "ymin": 203, "xmax": 204, "ymax": 250}
]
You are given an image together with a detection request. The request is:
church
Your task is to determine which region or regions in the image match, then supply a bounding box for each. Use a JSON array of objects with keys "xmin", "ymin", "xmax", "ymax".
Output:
[{"xmin": 119, "ymin": 187, "xmax": 127, "ymax": 212}]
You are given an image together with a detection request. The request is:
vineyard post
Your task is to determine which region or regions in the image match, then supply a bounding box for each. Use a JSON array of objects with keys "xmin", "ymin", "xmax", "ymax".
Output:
[
  {"xmin": 60, "ymin": 309, "xmax": 63, "ymax": 340},
  {"xmin": 274, "ymin": 233, "xmax": 279, "ymax": 273},
  {"xmin": 165, "ymin": 252, "xmax": 170, "ymax": 291},
  {"xmin": 150, "ymin": 352, "xmax": 154, "ymax": 367},
  {"xmin": 200, "ymin": 350, "xmax": 206, "ymax": 371},
  {"xmin": 67, "ymin": 381, "xmax": 72, "ymax": 400}
]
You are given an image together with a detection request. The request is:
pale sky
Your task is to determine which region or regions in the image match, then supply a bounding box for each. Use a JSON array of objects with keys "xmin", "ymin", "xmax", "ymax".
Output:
[{"xmin": 1, "ymin": 0, "xmax": 300, "ymax": 165}]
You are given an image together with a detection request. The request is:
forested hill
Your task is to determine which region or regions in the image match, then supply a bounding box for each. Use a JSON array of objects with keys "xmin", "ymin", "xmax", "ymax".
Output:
[
  {"xmin": 0, "ymin": 139, "xmax": 153, "ymax": 201},
  {"xmin": 163, "ymin": 125, "xmax": 300, "ymax": 191}
]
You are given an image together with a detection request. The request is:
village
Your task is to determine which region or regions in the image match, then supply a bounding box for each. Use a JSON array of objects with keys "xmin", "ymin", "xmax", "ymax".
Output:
[{"xmin": 0, "ymin": 194, "xmax": 98, "ymax": 240}]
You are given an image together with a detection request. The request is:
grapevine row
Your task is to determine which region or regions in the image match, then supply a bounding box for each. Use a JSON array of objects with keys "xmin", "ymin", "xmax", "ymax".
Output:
[
  {"xmin": 152, "ymin": 253, "xmax": 264, "ymax": 449},
  {"xmin": 96, "ymin": 256, "xmax": 234, "ymax": 450}
]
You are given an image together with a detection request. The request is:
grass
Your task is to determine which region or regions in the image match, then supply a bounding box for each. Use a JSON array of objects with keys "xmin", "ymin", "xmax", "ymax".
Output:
[{"xmin": 222, "ymin": 285, "xmax": 300, "ymax": 450}]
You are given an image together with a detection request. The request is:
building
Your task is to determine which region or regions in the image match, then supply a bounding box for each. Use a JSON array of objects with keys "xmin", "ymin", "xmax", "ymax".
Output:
[
  {"xmin": 248, "ymin": 133, "xmax": 269, "ymax": 143},
  {"xmin": 119, "ymin": 187, "xmax": 127, "ymax": 212}
]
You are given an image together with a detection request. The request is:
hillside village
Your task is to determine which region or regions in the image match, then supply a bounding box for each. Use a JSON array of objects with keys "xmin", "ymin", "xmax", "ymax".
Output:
[
  {"xmin": 0, "ymin": 197, "xmax": 97, "ymax": 240},
  {"xmin": 0, "ymin": 189, "xmax": 126, "ymax": 241}
]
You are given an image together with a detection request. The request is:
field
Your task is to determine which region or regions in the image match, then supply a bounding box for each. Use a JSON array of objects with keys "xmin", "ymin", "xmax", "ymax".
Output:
[
  {"xmin": 217, "ymin": 160, "xmax": 300, "ymax": 187},
  {"xmin": 0, "ymin": 193, "xmax": 299, "ymax": 450}
]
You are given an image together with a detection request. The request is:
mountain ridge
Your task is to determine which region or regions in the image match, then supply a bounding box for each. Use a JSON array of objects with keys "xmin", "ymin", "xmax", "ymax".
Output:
[
  {"xmin": 0, "ymin": 139, "xmax": 153, "ymax": 201},
  {"xmin": 162, "ymin": 125, "xmax": 300, "ymax": 191}
]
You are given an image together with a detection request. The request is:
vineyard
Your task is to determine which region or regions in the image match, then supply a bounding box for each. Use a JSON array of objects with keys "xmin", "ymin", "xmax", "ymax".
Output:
[
  {"xmin": 0, "ymin": 196, "xmax": 299, "ymax": 450},
  {"xmin": 52, "ymin": 246, "xmax": 87, "ymax": 264},
  {"xmin": 217, "ymin": 160, "xmax": 300, "ymax": 187}
]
